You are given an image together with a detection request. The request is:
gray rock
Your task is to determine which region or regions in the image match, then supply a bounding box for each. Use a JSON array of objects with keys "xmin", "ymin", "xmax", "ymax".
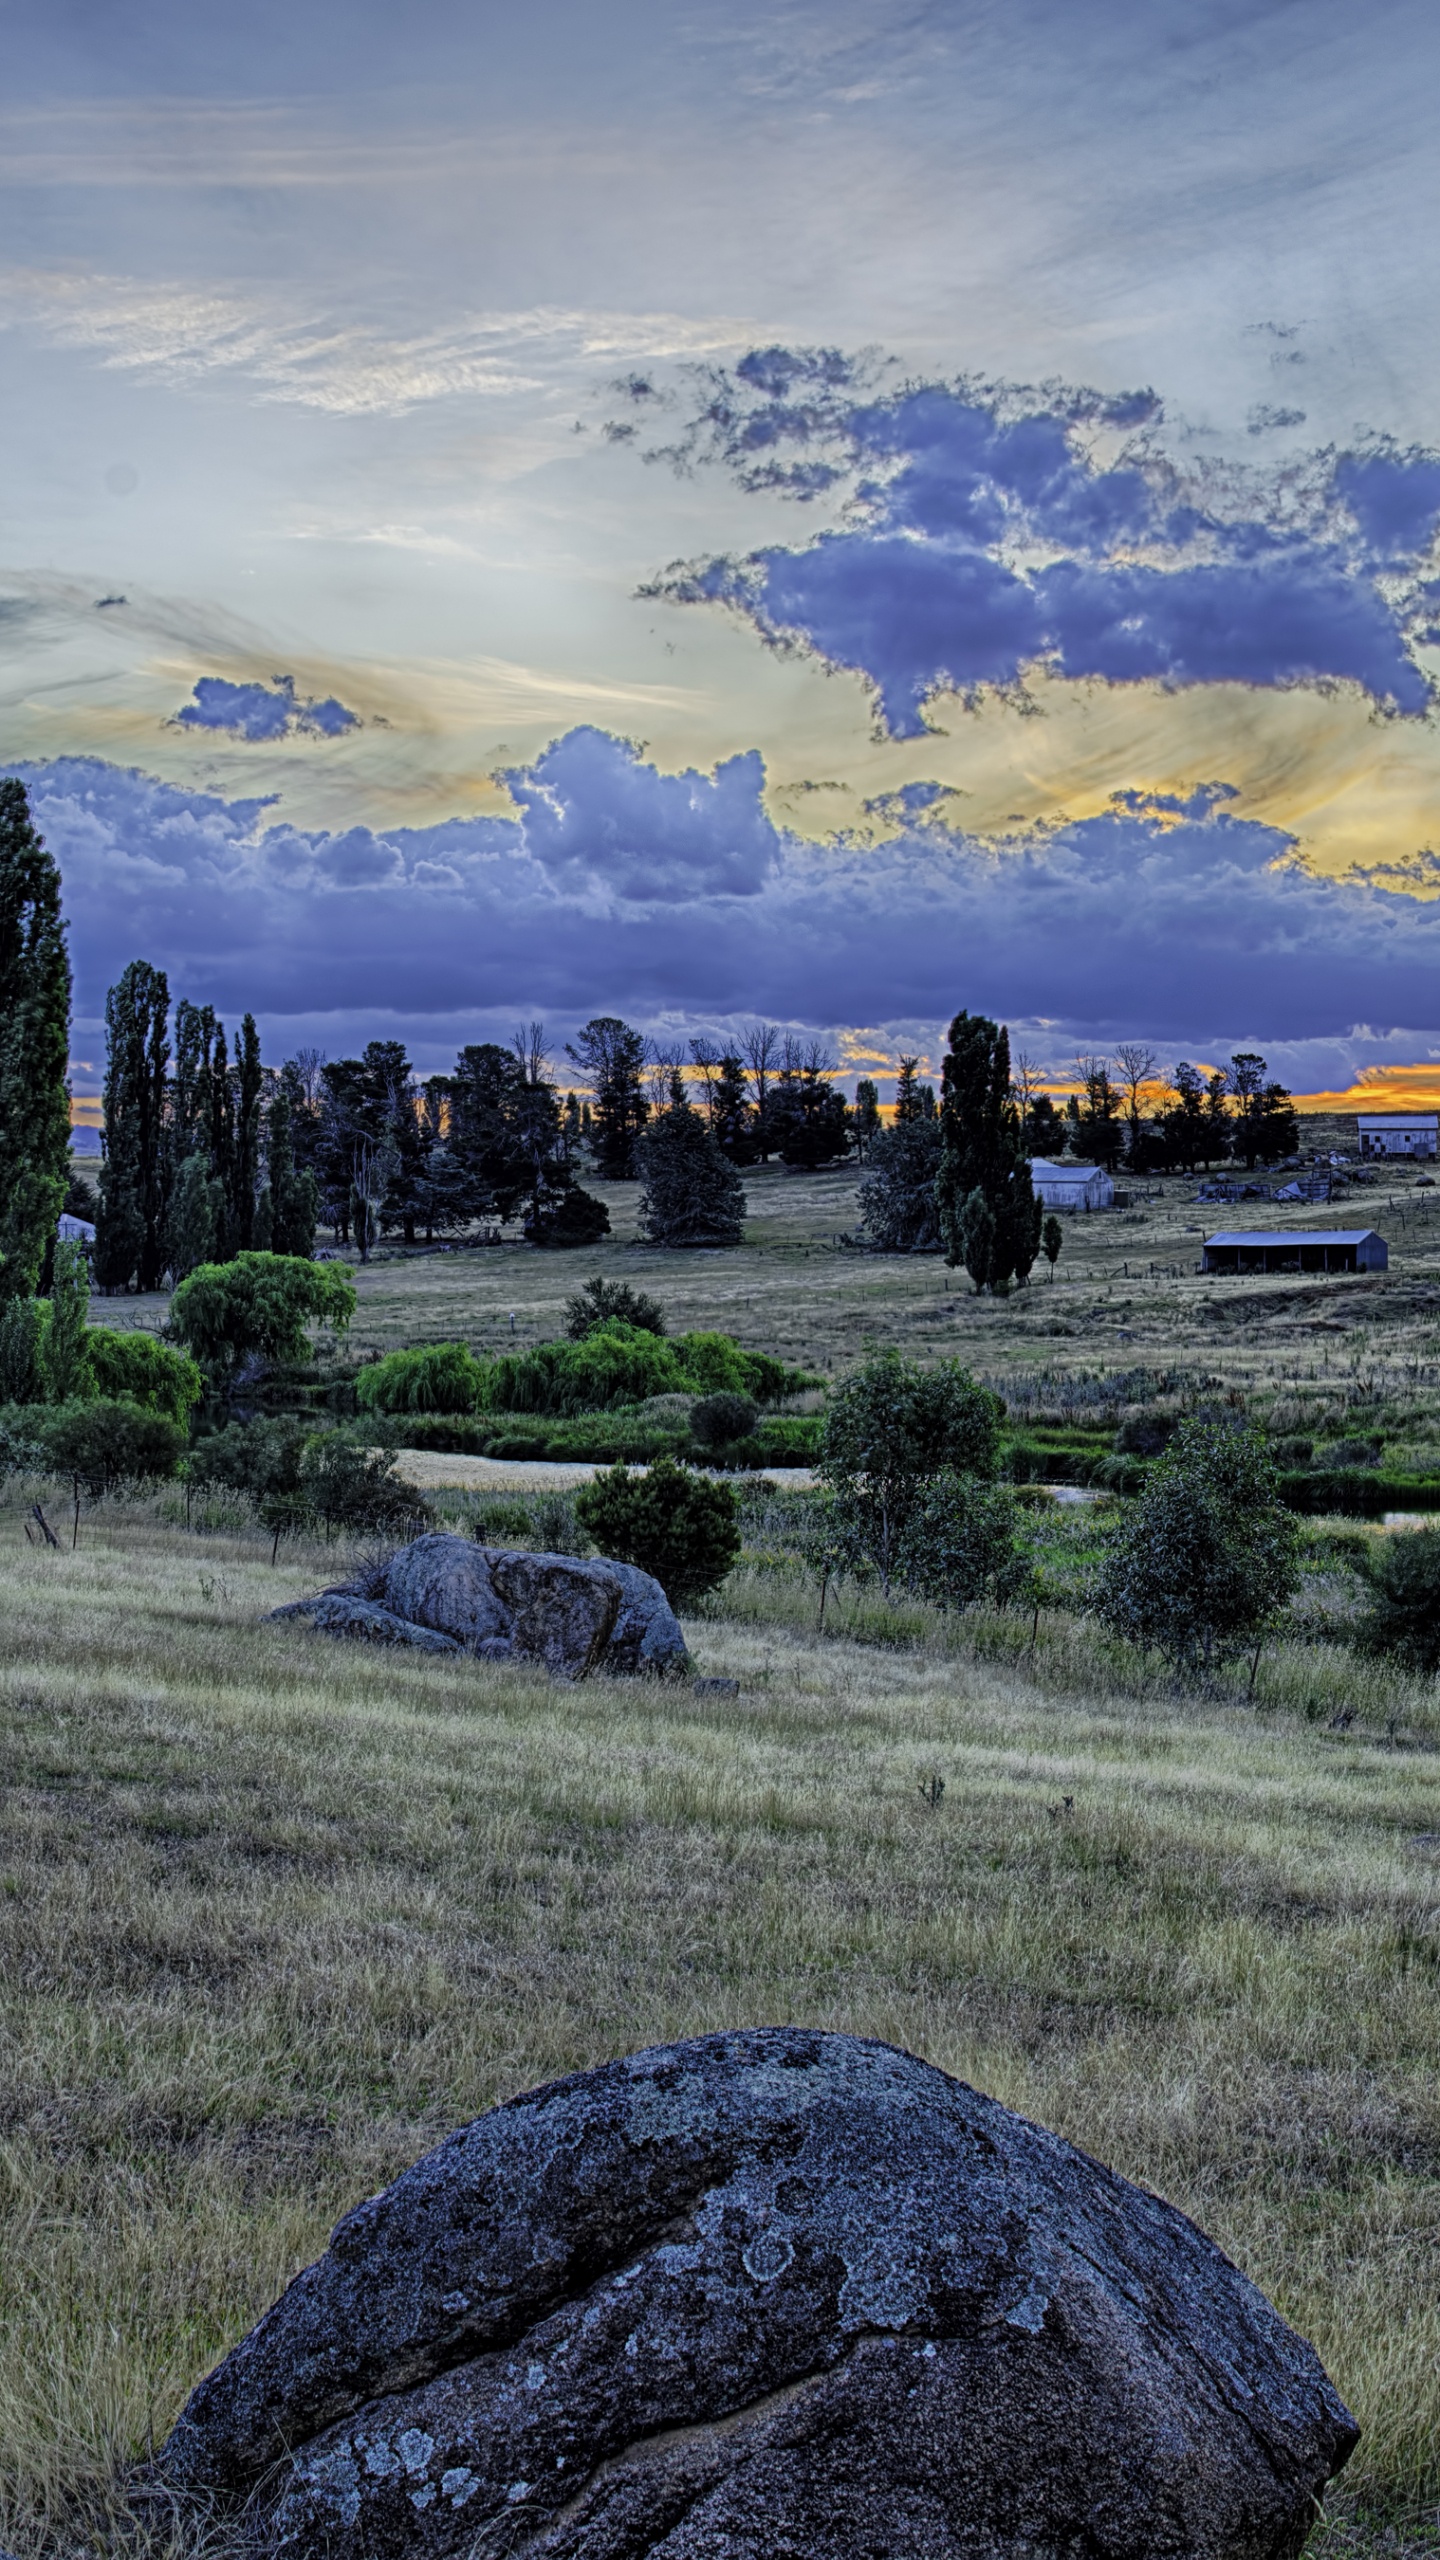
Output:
[
  {"xmin": 274, "ymin": 1535, "xmax": 687, "ymax": 1681},
  {"xmin": 268, "ymin": 1594, "xmax": 464, "ymax": 1654},
  {"xmin": 158, "ymin": 2030, "xmax": 1356, "ymax": 2559}
]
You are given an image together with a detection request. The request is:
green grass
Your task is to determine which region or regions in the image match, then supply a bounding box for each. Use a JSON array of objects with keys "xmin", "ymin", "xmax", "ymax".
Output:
[{"xmin": 3, "ymin": 1493, "xmax": 1440, "ymax": 2555}]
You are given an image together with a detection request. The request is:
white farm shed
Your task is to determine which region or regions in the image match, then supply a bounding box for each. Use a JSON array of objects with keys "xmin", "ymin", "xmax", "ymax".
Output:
[
  {"xmin": 1029, "ymin": 1158, "xmax": 1114, "ymax": 1212},
  {"xmin": 1357, "ymin": 1113, "xmax": 1438, "ymax": 1158}
]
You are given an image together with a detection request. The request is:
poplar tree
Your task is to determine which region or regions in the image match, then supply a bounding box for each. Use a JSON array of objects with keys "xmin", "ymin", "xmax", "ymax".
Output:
[
  {"xmin": 0, "ymin": 779, "xmax": 72, "ymax": 1302},
  {"xmin": 233, "ymin": 1013, "xmax": 264, "ymax": 1249},
  {"xmin": 936, "ymin": 1009, "xmax": 1041, "ymax": 1294},
  {"xmin": 95, "ymin": 959, "xmax": 171, "ymax": 1292}
]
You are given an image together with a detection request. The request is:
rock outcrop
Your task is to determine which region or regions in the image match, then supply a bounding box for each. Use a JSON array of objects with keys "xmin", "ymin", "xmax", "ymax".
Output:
[
  {"xmin": 158, "ymin": 2029, "xmax": 1356, "ymax": 2560},
  {"xmin": 270, "ymin": 1533, "xmax": 687, "ymax": 1680}
]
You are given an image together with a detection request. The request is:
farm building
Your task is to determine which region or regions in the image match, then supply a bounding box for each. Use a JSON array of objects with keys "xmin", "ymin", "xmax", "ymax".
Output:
[
  {"xmin": 56, "ymin": 1211, "xmax": 95, "ymax": 1245},
  {"xmin": 1202, "ymin": 1229, "xmax": 1388, "ymax": 1275},
  {"xmin": 1029, "ymin": 1157, "xmax": 1114, "ymax": 1212},
  {"xmin": 1356, "ymin": 1112, "xmax": 1438, "ymax": 1158}
]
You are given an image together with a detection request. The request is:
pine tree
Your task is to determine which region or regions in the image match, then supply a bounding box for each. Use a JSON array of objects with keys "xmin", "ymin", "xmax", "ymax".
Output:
[
  {"xmin": 95, "ymin": 959, "xmax": 170, "ymax": 1292},
  {"xmin": 636, "ymin": 1104, "xmax": 747, "ymax": 1246},
  {"xmin": 565, "ymin": 1017, "xmax": 650, "ymax": 1177},
  {"xmin": 936, "ymin": 1009, "xmax": 1041, "ymax": 1294},
  {"xmin": 0, "ymin": 779, "xmax": 72, "ymax": 1303}
]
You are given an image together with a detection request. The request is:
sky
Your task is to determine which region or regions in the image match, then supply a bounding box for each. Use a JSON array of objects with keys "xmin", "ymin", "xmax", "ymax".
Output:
[{"xmin": 7, "ymin": 0, "xmax": 1440, "ymax": 1114}]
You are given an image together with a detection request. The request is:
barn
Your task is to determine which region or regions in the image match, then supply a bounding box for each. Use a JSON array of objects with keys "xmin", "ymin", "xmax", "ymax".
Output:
[
  {"xmin": 1202, "ymin": 1229, "xmax": 1388, "ymax": 1274},
  {"xmin": 1029, "ymin": 1158, "xmax": 1114, "ymax": 1212},
  {"xmin": 1356, "ymin": 1113, "xmax": 1438, "ymax": 1158}
]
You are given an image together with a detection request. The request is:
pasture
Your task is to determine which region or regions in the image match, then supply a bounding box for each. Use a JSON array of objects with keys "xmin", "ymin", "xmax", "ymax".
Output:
[{"xmin": 7, "ymin": 1154, "xmax": 1440, "ymax": 2556}]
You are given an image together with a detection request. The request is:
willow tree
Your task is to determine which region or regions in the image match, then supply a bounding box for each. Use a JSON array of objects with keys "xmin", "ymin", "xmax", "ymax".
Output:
[{"xmin": 0, "ymin": 780, "xmax": 72, "ymax": 1302}]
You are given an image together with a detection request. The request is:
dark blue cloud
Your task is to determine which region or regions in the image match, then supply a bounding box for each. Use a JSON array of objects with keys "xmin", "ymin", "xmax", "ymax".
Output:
[
  {"xmin": 19, "ymin": 734, "xmax": 1440, "ymax": 1081},
  {"xmin": 173, "ymin": 674, "xmax": 360, "ymax": 742},
  {"xmin": 639, "ymin": 361, "xmax": 1440, "ymax": 735}
]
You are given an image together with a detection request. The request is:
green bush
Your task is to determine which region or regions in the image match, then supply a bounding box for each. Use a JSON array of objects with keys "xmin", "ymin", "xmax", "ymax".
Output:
[
  {"xmin": 1277, "ymin": 1469, "xmax": 1440, "ymax": 1518},
  {"xmin": 537, "ymin": 1412, "xmax": 691, "ymax": 1463},
  {"xmin": 487, "ymin": 1321, "xmax": 690, "ymax": 1416},
  {"xmin": 1355, "ymin": 1528, "xmax": 1440, "ymax": 1673},
  {"xmin": 87, "ymin": 1328, "xmax": 203, "ymax": 1427},
  {"xmin": 297, "ymin": 1436, "xmax": 431, "ymax": 1539},
  {"xmin": 1091, "ymin": 1416, "xmax": 1300, "ymax": 1680},
  {"xmin": 39, "ymin": 1398, "xmax": 186, "ymax": 1495},
  {"xmin": 896, "ymin": 1472, "xmax": 1031, "ymax": 1611},
  {"xmin": 690, "ymin": 1391, "xmax": 759, "ymax": 1451},
  {"xmin": 575, "ymin": 1457, "xmax": 741, "ymax": 1606},
  {"xmin": 187, "ymin": 1418, "xmax": 311, "ymax": 1509},
  {"xmin": 819, "ymin": 1349, "xmax": 1003, "ymax": 1591},
  {"xmin": 565, "ymin": 1277, "xmax": 667, "ymax": 1339},
  {"xmin": 0, "ymin": 1297, "xmax": 48, "ymax": 1405},
  {"xmin": 377, "ymin": 1412, "xmax": 496, "ymax": 1456},
  {"xmin": 355, "ymin": 1342, "xmax": 487, "ymax": 1416}
]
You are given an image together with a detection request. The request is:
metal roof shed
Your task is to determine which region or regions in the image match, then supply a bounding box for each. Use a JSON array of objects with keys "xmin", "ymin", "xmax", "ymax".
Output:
[{"xmin": 1202, "ymin": 1229, "xmax": 1388, "ymax": 1274}]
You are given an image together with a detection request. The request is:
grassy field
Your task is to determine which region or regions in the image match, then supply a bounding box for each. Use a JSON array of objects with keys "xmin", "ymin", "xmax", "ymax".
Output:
[
  {"xmin": 3, "ymin": 1491, "xmax": 1440, "ymax": 2556},
  {"xmin": 13, "ymin": 1155, "xmax": 1440, "ymax": 2556}
]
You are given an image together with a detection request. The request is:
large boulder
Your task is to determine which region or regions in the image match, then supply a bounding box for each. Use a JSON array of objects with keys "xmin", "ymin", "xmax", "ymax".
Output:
[
  {"xmin": 270, "ymin": 1534, "xmax": 687, "ymax": 1680},
  {"xmin": 158, "ymin": 2030, "xmax": 1356, "ymax": 2559}
]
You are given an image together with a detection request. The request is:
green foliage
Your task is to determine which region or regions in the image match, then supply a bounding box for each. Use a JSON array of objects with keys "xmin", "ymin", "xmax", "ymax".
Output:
[
  {"xmin": 1355, "ymin": 1529, "xmax": 1440, "ymax": 1673},
  {"xmin": 263, "ymin": 1084, "xmax": 320, "ymax": 1260},
  {"xmin": 575, "ymin": 1456, "xmax": 740, "ymax": 1606},
  {"xmin": 564, "ymin": 1276, "xmax": 667, "ymax": 1339},
  {"xmin": 1091, "ymin": 1416, "xmax": 1301, "ymax": 1678},
  {"xmin": 0, "ymin": 1295, "xmax": 48, "ymax": 1405},
  {"xmin": 529, "ymin": 1185, "xmax": 610, "ymax": 1248},
  {"xmin": 87, "ymin": 1328, "xmax": 203, "ymax": 1427},
  {"xmin": 690, "ymin": 1391, "xmax": 759, "ymax": 1450},
  {"xmin": 895, "ymin": 1472, "xmax": 1031, "ymax": 1612},
  {"xmin": 170, "ymin": 1252, "xmax": 356, "ymax": 1378},
  {"xmin": 936, "ymin": 1009, "xmax": 1041, "ymax": 1292},
  {"xmin": 188, "ymin": 1417, "xmax": 310, "ymax": 1510},
  {"xmin": 374, "ymin": 1412, "xmax": 495, "ymax": 1456},
  {"xmin": 487, "ymin": 1319, "xmax": 688, "ymax": 1416},
  {"xmin": 355, "ymin": 1341, "xmax": 487, "ymax": 1416},
  {"xmin": 166, "ymin": 1151, "xmax": 226, "ymax": 1283},
  {"xmin": 95, "ymin": 959, "xmax": 170, "ymax": 1292},
  {"xmin": 673, "ymin": 1329, "xmax": 751, "ymax": 1395},
  {"xmin": 297, "ymin": 1435, "xmax": 429, "ymax": 1539},
  {"xmin": 0, "ymin": 778, "xmax": 72, "ymax": 1304},
  {"xmin": 39, "ymin": 1398, "xmax": 185, "ymax": 1494},
  {"xmin": 1041, "ymin": 1214, "xmax": 1063, "ymax": 1273},
  {"xmin": 819, "ymin": 1348, "xmax": 1002, "ymax": 1591},
  {"xmin": 636, "ymin": 1105, "xmax": 747, "ymax": 1247},
  {"xmin": 855, "ymin": 1118, "xmax": 944, "ymax": 1252},
  {"xmin": 44, "ymin": 1240, "xmax": 93, "ymax": 1403}
]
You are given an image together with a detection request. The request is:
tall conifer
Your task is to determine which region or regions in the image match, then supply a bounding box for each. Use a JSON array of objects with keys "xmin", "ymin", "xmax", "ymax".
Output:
[
  {"xmin": 936, "ymin": 1009, "xmax": 1042, "ymax": 1293},
  {"xmin": 95, "ymin": 960, "xmax": 171, "ymax": 1291},
  {"xmin": 0, "ymin": 779, "xmax": 71, "ymax": 1302}
]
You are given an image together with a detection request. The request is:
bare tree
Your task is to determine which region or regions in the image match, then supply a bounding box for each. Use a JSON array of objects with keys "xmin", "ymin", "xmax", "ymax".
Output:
[
  {"xmin": 742, "ymin": 1023, "xmax": 782, "ymax": 1159},
  {"xmin": 1114, "ymin": 1042, "xmax": 1158, "ymax": 1167},
  {"xmin": 643, "ymin": 1039, "xmax": 687, "ymax": 1113},
  {"xmin": 688, "ymin": 1035, "xmax": 722, "ymax": 1128},
  {"xmin": 1011, "ymin": 1050, "xmax": 1044, "ymax": 1150},
  {"xmin": 512, "ymin": 1021, "xmax": 551, "ymax": 1088}
]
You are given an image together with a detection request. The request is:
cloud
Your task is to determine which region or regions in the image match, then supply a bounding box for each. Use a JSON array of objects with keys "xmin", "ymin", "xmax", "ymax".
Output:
[
  {"xmin": 636, "ymin": 358, "xmax": 1440, "ymax": 734},
  {"xmin": 172, "ymin": 674, "xmax": 360, "ymax": 741},
  {"xmin": 20, "ymin": 732, "xmax": 1440, "ymax": 1088}
]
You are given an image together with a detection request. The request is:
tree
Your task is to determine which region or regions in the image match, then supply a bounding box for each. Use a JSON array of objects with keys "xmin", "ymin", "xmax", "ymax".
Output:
[
  {"xmin": 1161, "ymin": 1064, "xmax": 1210, "ymax": 1174},
  {"xmin": 1029, "ymin": 1092, "xmax": 1063, "ymax": 1154},
  {"xmin": 1114, "ymin": 1042, "xmax": 1158, "ymax": 1172},
  {"xmin": 0, "ymin": 780, "xmax": 71, "ymax": 1306},
  {"xmin": 855, "ymin": 1120, "xmax": 943, "ymax": 1252},
  {"xmin": 1074, "ymin": 1054, "xmax": 1123, "ymax": 1172},
  {"xmin": 232, "ymin": 1013, "xmax": 265, "ymax": 1250},
  {"xmin": 170, "ymin": 1252, "xmax": 356, "ymax": 1384},
  {"xmin": 896, "ymin": 1472, "xmax": 1030, "ymax": 1612},
  {"xmin": 852, "ymin": 1079, "xmax": 882, "ymax": 1161},
  {"xmin": 1041, "ymin": 1214, "xmax": 1063, "ymax": 1278},
  {"xmin": 40, "ymin": 1398, "xmax": 185, "ymax": 1501},
  {"xmin": 87, "ymin": 1328, "xmax": 203, "ymax": 1427},
  {"xmin": 95, "ymin": 960, "xmax": 172, "ymax": 1292},
  {"xmin": 636, "ymin": 1105, "xmax": 747, "ymax": 1247},
  {"xmin": 1356, "ymin": 1528, "xmax": 1440, "ymax": 1673},
  {"xmin": 936, "ymin": 1011, "xmax": 1041, "ymax": 1293},
  {"xmin": 575, "ymin": 1455, "xmax": 739, "ymax": 1607},
  {"xmin": 43, "ymin": 1238, "xmax": 93, "ymax": 1402},
  {"xmin": 704, "ymin": 1051, "xmax": 758, "ymax": 1164},
  {"xmin": 0, "ymin": 1294, "xmax": 47, "ymax": 1402},
  {"xmin": 167, "ymin": 1152, "xmax": 226, "ymax": 1281},
  {"xmin": 264, "ymin": 1083, "xmax": 320, "ymax": 1259},
  {"xmin": 741, "ymin": 1023, "xmax": 783, "ymax": 1160},
  {"xmin": 689, "ymin": 1391, "xmax": 758, "ymax": 1451},
  {"xmin": 565, "ymin": 1018, "xmax": 649, "ymax": 1177},
  {"xmin": 565, "ymin": 1276, "xmax": 667, "ymax": 1339},
  {"xmin": 770, "ymin": 1040, "xmax": 850, "ymax": 1168},
  {"xmin": 1229, "ymin": 1053, "xmax": 1298, "ymax": 1169},
  {"xmin": 1090, "ymin": 1416, "xmax": 1300, "ymax": 1682},
  {"xmin": 894, "ymin": 1057, "xmax": 924, "ymax": 1123},
  {"xmin": 818, "ymin": 1348, "xmax": 1002, "ymax": 1593}
]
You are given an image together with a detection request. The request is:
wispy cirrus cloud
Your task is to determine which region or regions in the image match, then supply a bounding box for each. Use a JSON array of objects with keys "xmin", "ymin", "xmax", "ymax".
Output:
[
  {"xmin": 630, "ymin": 350, "xmax": 1440, "ymax": 734},
  {"xmin": 0, "ymin": 268, "xmax": 758, "ymax": 416}
]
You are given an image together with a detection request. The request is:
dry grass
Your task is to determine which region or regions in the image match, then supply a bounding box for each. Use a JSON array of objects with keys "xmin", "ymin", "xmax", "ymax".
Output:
[{"xmin": 3, "ymin": 1497, "xmax": 1440, "ymax": 2554}]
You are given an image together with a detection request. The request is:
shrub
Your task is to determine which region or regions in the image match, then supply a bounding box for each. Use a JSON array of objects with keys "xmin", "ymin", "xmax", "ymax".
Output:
[
  {"xmin": 1355, "ymin": 1527, "xmax": 1440, "ymax": 1673},
  {"xmin": 297, "ymin": 1436, "xmax": 431, "ymax": 1539},
  {"xmin": 896, "ymin": 1473, "xmax": 1031, "ymax": 1612},
  {"xmin": 575, "ymin": 1456, "xmax": 741, "ymax": 1605},
  {"xmin": 819, "ymin": 1349, "xmax": 1003, "ymax": 1592},
  {"xmin": 377, "ymin": 1413, "xmax": 495, "ymax": 1456},
  {"xmin": 39, "ymin": 1398, "xmax": 186, "ymax": 1495},
  {"xmin": 355, "ymin": 1342, "xmax": 487, "ymax": 1416},
  {"xmin": 673, "ymin": 1330, "xmax": 751, "ymax": 1396},
  {"xmin": 1091, "ymin": 1415, "xmax": 1300, "ymax": 1680},
  {"xmin": 87, "ymin": 1328, "xmax": 203, "ymax": 1427},
  {"xmin": 188, "ymin": 1418, "xmax": 310, "ymax": 1510},
  {"xmin": 1113, "ymin": 1409, "xmax": 1176, "ymax": 1459},
  {"xmin": 690, "ymin": 1391, "xmax": 759, "ymax": 1451},
  {"xmin": 488, "ymin": 1321, "xmax": 689, "ymax": 1417},
  {"xmin": 528, "ymin": 1186, "xmax": 611, "ymax": 1248},
  {"xmin": 170, "ymin": 1252, "xmax": 356, "ymax": 1381},
  {"xmin": 564, "ymin": 1276, "xmax": 667, "ymax": 1340}
]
